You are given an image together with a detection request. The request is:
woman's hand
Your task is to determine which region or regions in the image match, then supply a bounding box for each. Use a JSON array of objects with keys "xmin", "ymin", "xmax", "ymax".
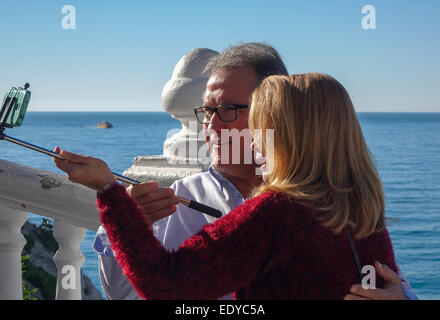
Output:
[{"xmin": 53, "ymin": 146, "xmax": 116, "ymax": 190}]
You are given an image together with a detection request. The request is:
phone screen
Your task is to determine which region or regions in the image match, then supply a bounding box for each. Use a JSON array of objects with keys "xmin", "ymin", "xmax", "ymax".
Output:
[{"xmin": 0, "ymin": 88, "xmax": 31, "ymax": 128}]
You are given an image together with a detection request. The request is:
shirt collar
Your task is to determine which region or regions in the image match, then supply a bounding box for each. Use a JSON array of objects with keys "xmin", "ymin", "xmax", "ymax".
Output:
[
  {"xmin": 208, "ymin": 166, "xmax": 225, "ymax": 191},
  {"xmin": 208, "ymin": 165, "xmax": 244, "ymax": 200}
]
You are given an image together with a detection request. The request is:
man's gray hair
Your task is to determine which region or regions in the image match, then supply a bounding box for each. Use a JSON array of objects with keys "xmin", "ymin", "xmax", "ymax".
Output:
[{"xmin": 204, "ymin": 42, "xmax": 288, "ymax": 84}]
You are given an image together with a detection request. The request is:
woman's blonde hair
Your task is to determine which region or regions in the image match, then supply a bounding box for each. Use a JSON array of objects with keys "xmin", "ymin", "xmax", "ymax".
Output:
[{"xmin": 249, "ymin": 72, "xmax": 385, "ymax": 239}]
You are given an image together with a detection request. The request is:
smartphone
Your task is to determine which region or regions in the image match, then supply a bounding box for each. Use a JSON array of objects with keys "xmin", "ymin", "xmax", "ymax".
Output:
[{"xmin": 0, "ymin": 86, "xmax": 31, "ymax": 128}]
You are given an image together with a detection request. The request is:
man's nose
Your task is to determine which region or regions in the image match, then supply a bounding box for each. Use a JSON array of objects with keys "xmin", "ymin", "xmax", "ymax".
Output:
[{"xmin": 208, "ymin": 111, "xmax": 226, "ymax": 131}]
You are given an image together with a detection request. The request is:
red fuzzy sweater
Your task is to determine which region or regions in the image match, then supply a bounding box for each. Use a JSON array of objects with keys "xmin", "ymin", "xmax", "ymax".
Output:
[{"xmin": 97, "ymin": 183, "xmax": 398, "ymax": 300}]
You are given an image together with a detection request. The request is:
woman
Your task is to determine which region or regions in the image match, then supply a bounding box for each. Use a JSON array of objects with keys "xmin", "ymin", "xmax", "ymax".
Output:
[{"xmin": 54, "ymin": 72, "xmax": 398, "ymax": 299}]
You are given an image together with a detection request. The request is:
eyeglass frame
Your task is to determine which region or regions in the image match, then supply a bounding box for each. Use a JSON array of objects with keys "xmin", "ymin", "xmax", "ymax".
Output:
[{"xmin": 194, "ymin": 104, "xmax": 249, "ymax": 124}]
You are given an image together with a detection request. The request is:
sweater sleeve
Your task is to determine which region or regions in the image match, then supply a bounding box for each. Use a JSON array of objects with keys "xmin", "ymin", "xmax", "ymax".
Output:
[{"xmin": 97, "ymin": 183, "xmax": 288, "ymax": 300}]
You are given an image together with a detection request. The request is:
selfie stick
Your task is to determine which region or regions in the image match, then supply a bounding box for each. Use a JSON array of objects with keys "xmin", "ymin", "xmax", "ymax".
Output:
[{"xmin": 0, "ymin": 85, "xmax": 223, "ymax": 219}]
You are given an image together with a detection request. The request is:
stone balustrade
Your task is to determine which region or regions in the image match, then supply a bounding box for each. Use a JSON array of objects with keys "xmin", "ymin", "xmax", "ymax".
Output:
[{"xmin": 0, "ymin": 159, "xmax": 98, "ymax": 299}]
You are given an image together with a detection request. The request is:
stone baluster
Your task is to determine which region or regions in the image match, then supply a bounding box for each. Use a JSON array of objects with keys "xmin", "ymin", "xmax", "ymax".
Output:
[
  {"xmin": 53, "ymin": 219, "xmax": 86, "ymax": 300},
  {"xmin": 0, "ymin": 206, "xmax": 28, "ymax": 300}
]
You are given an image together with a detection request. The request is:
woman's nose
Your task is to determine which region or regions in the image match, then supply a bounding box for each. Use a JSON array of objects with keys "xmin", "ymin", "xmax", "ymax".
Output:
[{"xmin": 251, "ymin": 140, "xmax": 262, "ymax": 154}]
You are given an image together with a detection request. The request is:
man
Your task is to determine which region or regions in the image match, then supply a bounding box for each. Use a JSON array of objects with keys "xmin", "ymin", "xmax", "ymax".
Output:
[{"xmin": 92, "ymin": 43, "xmax": 417, "ymax": 300}]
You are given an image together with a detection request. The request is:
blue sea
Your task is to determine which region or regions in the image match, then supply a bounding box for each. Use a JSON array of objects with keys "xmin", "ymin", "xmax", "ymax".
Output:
[{"xmin": 1, "ymin": 112, "xmax": 439, "ymax": 300}]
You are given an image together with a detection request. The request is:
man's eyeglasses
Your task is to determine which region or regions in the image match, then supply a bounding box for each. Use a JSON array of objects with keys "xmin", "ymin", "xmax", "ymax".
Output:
[{"xmin": 194, "ymin": 104, "xmax": 248, "ymax": 124}]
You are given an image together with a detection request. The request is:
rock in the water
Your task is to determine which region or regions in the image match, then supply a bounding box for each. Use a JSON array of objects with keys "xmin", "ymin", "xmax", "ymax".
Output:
[{"xmin": 97, "ymin": 121, "xmax": 113, "ymax": 128}]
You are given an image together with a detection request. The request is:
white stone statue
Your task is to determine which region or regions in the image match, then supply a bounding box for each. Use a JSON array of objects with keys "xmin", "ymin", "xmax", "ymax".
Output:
[
  {"xmin": 123, "ymin": 48, "xmax": 219, "ymax": 187},
  {"xmin": 162, "ymin": 48, "xmax": 218, "ymax": 161}
]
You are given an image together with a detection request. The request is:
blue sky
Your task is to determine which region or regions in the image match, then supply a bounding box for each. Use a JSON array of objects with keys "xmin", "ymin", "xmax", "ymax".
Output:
[{"xmin": 0, "ymin": 0, "xmax": 439, "ymax": 112}]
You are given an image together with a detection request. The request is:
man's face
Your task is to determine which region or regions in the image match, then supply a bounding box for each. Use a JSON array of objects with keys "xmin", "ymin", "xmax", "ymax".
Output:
[{"xmin": 202, "ymin": 66, "xmax": 257, "ymax": 173}]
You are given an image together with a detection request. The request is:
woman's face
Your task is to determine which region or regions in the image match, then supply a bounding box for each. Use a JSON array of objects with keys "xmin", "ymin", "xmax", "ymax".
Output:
[{"xmin": 249, "ymin": 89, "xmax": 276, "ymax": 182}]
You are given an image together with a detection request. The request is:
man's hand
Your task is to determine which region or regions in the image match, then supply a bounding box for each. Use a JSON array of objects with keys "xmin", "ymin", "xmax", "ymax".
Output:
[
  {"xmin": 53, "ymin": 146, "xmax": 116, "ymax": 190},
  {"xmin": 344, "ymin": 261, "xmax": 407, "ymax": 300},
  {"xmin": 126, "ymin": 182, "xmax": 179, "ymax": 227}
]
